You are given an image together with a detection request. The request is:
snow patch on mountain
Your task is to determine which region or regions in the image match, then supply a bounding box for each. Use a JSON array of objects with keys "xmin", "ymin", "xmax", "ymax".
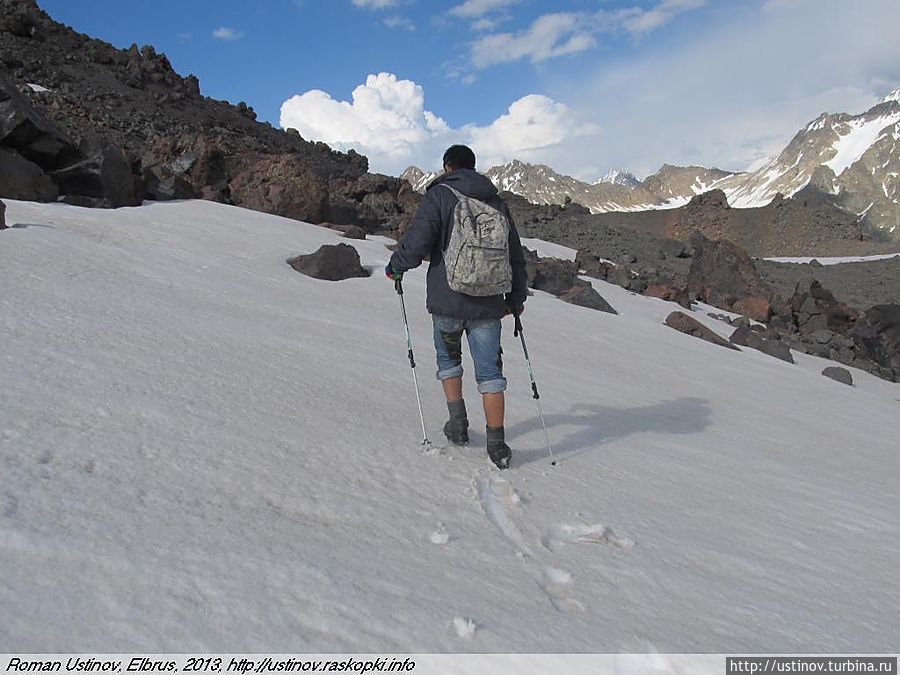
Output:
[{"xmin": 825, "ymin": 112, "xmax": 900, "ymax": 176}]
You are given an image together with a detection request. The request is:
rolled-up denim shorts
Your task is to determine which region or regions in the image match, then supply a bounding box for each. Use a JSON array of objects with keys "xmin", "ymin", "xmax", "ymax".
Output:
[{"xmin": 432, "ymin": 315, "xmax": 507, "ymax": 394}]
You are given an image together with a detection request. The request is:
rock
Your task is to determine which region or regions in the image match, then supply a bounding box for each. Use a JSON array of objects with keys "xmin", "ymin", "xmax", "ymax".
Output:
[
  {"xmin": 559, "ymin": 285, "xmax": 617, "ymax": 314},
  {"xmin": 529, "ymin": 256, "xmax": 584, "ymax": 296},
  {"xmin": 330, "ymin": 224, "xmax": 367, "ymax": 240},
  {"xmin": 230, "ymin": 154, "xmax": 330, "ymax": 223},
  {"xmin": 0, "ymin": 69, "xmax": 78, "ymax": 169},
  {"xmin": 848, "ymin": 304, "xmax": 900, "ymax": 381},
  {"xmin": 731, "ymin": 295, "xmax": 771, "ymax": 322},
  {"xmin": 822, "ymin": 366, "xmax": 853, "ymax": 386},
  {"xmin": 644, "ymin": 281, "xmax": 691, "ymax": 309},
  {"xmin": 0, "ymin": 198, "xmax": 6, "ymax": 229},
  {"xmin": 687, "ymin": 232, "xmax": 771, "ymax": 319},
  {"xmin": 0, "ymin": 147, "xmax": 57, "ymax": 201},
  {"xmin": 809, "ymin": 259, "xmax": 823, "ymax": 268},
  {"xmin": 729, "ymin": 326, "xmax": 794, "ymax": 363},
  {"xmin": 50, "ymin": 135, "xmax": 140, "ymax": 208},
  {"xmin": 789, "ymin": 278, "xmax": 858, "ymax": 335},
  {"xmin": 286, "ymin": 243, "xmax": 370, "ymax": 281},
  {"xmin": 666, "ymin": 311, "xmax": 739, "ymax": 350},
  {"xmin": 732, "ymin": 316, "xmax": 751, "ymax": 330}
]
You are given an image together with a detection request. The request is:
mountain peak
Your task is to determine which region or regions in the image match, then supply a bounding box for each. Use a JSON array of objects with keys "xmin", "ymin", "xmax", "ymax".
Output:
[{"xmin": 881, "ymin": 86, "xmax": 900, "ymax": 105}]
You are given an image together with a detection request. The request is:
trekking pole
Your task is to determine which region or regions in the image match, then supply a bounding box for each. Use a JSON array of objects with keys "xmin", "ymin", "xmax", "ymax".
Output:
[
  {"xmin": 514, "ymin": 314, "xmax": 556, "ymax": 466},
  {"xmin": 395, "ymin": 279, "xmax": 431, "ymax": 447}
]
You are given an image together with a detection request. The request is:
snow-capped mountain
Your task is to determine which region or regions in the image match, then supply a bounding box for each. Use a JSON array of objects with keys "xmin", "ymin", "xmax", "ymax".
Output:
[
  {"xmin": 594, "ymin": 169, "xmax": 641, "ymax": 189},
  {"xmin": 400, "ymin": 166, "xmax": 442, "ymax": 193},
  {"xmin": 402, "ymin": 87, "xmax": 900, "ymax": 240}
]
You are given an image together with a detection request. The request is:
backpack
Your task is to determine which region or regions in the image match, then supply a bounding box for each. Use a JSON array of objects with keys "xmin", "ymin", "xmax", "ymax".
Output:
[{"xmin": 439, "ymin": 184, "xmax": 513, "ymax": 297}]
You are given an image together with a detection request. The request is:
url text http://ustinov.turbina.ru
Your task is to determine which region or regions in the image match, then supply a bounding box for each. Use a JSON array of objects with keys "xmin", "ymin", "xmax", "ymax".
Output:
[
  {"xmin": 4, "ymin": 657, "xmax": 417, "ymax": 674},
  {"xmin": 726, "ymin": 657, "xmax": 897, "ymax": 674}
]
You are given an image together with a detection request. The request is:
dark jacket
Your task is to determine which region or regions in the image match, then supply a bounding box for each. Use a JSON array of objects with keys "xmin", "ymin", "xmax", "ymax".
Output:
[{"xmin": 389, "ymin": 168, "xmax": 528, "ymax": 320}]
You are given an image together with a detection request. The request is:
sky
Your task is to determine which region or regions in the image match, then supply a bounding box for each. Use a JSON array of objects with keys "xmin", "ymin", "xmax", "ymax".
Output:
[{"xmin": 38, "ymin": 0, "xmax": 900, "ymax": 180}]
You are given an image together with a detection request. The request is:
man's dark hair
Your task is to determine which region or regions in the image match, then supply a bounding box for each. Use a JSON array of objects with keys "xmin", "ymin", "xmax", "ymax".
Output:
[{"xmin": 443, "ymin": 144, "xmax": 476, "ymax": 170}]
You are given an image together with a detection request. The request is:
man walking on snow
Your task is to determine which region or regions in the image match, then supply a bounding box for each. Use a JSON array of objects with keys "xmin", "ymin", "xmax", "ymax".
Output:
[{"xmin": 385, "ymin": 145, "xmax": 528, "ymax": 469}]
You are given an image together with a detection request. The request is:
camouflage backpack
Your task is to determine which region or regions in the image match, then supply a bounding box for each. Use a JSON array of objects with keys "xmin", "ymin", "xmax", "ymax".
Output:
[{"xmin": 439, "ymin": 184, "xmax": 513, "ymax": 297}]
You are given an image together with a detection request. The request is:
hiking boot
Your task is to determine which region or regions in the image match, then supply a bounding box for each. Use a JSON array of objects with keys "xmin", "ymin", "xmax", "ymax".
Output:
[
  {"xmin": 486, "ymin": 425, "xmax": 511, "ymax": 470},
  {"xmin": 443, "ymin": 399, "xmax": 469, "ymax": 445}
]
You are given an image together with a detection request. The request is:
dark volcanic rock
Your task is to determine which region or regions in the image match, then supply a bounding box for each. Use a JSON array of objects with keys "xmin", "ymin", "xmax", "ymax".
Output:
[
  {"xmin": 50, "ymin": 135, "xmax": 140, "ymax": 207},
  {"xmin": 729, "ymin": 327, "xmax": 794, "ymax": 363},
  {"xmin": 230, "ymin": 154, "xmax": 330, "ymax": 223},
  {"xmin": 0, "ymin": 68, "xmax": 78, "ymax": 169},
  {"xmin": 822, "ymin": 366, "xmax": 853, "ymax": 386},
  {"xmin": 644, "ymin": 281, "xmax": 691, "ymax": 309},
  {"xmin": 848, "ymin": 305, "xmax": 900, "ymax": 378},
  {"xmin": 287, "ymin": 243, "xmax": 370, "ymax": 281},
  {"xmin": 0, "ymin": 146, "xmax": 57, "ymax": 200},
  {"xmin": 687, "ymin": 232, "xmax": 772, "ymax": 320},
  {"xmin": 559, "ymin": 285, "xmax": 617, "ymax": 314},
  {"xmin": 0, "ymin": 198, "xmax": 6, "ymax": 229},
  {"xmin": 788, "ymin": 278, "xmax": 858, "ymax": 335},
  {"xmin": 666, "ymin": 311, "xmax": 739, "ymax": 350}
]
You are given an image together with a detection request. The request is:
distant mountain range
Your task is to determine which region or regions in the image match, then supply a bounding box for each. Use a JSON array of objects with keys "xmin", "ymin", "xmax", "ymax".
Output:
[{"xmin": 403, "ymin": 88, "xmax": 900, "ymax": 241}]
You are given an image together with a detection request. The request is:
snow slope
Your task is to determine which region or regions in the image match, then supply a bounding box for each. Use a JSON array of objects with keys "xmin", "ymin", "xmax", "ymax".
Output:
[{"xmin": 1, "ymin": 200, "xmax": 899, "ymax": 653}]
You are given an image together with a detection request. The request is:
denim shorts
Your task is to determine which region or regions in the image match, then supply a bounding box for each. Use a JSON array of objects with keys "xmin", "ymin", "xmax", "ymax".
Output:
[{"xmin": 432, "ymin": 315, "xmax": 507, "ymax": 394}]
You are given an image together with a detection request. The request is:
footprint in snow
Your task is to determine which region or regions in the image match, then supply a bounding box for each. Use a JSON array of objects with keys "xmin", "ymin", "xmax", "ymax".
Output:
[
  {"xmin": 541, "ymin": 523, "xmax": 635, "ymax": 553},
  {"xmin": 538, "ymin": 566, "xmax": 584, "ymax": 613},
  {"xmin": 430, "ymin": 523, "xmax": 450, "ymax": 545},
  {"xmin": 451, "ymin": 617, "xmax": 477, "ymax": 640}
]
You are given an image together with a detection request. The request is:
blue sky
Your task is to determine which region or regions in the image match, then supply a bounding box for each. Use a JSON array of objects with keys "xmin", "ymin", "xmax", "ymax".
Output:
[{"xmin": 39, "ymin": 0, "xmax": 900, "ymax": 180}]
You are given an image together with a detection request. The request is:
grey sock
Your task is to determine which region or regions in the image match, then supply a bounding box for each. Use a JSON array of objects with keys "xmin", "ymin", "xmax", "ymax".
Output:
[
  {"xmin": 448, "ymin": 399, "xmax": 467, "ymax": 420},
  {"xmin": 486, "ymin": 425, "xmax": 505, "ymax": 443}
]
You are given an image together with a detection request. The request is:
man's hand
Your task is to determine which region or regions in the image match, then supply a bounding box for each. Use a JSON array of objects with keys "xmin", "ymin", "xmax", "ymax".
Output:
[
  {"xmin": 385, "ymin": 264, "xmax": 403, "ymax": 282},
  {"xmin": 504, "ymin": 302, "xmax": 524, "ymax": 317}
]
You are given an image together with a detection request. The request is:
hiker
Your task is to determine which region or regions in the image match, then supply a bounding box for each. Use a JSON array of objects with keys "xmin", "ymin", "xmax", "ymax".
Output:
[{"xmin": 385, "ymin": 144, "xmax": 528, "ymax": 469}]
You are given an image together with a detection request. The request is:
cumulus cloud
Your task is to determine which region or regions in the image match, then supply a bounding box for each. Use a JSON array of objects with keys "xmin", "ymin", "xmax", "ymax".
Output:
[
  {"xmin": 212, "ymin": 27, "xmax": 243, "ymax": 40},
  {"xmin": 280, "ymin": 73, "xmax": 598, "ymax": 175},
  {"xmin": 465, "ymin": 95, "xmax": 600, "ymax": 169}
]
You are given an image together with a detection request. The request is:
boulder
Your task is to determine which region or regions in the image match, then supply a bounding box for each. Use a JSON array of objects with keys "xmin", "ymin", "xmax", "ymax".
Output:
[
  {"xmin": 822, "ymin": 367, "xmax": 853, "ymax": 386},
  {"xmin": 789, "ymin": 279, "xmax": 858, "ymax": 335},
  {"xmin": 559, "ymin": 285, "xmax": 617, "ymax": 314},
  {"xmin": 50, "ymin": 135, "xmax": 140, "ymax": 208},
  {"xmin": 644, "ymin": 281, "xmax": 692, "ymax": 309},
  {"xmin": 0, "ymin": 69, "xmax": 78, "ymax": 169},
  {"xmin": 287, "ymin": 243, "xmax": 370, "ymax": 281},
  {"xmin": 848, "ymin": 305, "xmax": 900, "ymax": 380},
  {"xmin": 686, "ymin": 231, "xmax": 771, "ymax": 319},
  {"xmin": 730, "ymin": 327, "xmax": 794, "ymax": 363},
  {"xmin": 0, "ymin": 147, "xmax": 57, "ymax": 201},
  {"xmin": 230, "ymin": 154, "xmax": 330, "ymax": 223},
  {"xmin": 666, "ymin": 311, "xmax": 739, "ymax": 350}
]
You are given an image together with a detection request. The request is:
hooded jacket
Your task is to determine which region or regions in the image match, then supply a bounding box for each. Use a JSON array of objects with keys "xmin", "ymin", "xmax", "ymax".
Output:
[{"xmin": 389, "ymin": 168, "xmax": 528, "ymax": 320}]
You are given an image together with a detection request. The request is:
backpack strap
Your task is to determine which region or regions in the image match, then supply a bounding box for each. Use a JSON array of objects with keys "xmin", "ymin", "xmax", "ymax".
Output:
[{"xmin": 438, "ymin": 183, "xmax": 465, "ymax": 200}]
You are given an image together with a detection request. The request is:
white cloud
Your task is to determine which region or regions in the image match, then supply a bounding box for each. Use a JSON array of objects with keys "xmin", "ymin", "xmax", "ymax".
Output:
[
  {"xmin": 468, "ymin": 1, "xmax": 704, "ymax": 70},
  {"xmin": 449, "ymin": 0, "xmax": 519, "ymax": 19},
  {"xmin": 471, "ymin": 13, "xmax": 595, "ymax": 69},
  {"xmin": 352, "ymin": 0, "xmax": 398, "ymax": 9},
  {"xmin": 279, "ymin": 74, "xmax": 597, "ymax": 175},
  {"xmin": 383, "ymin": 15, "xmax": 416, "ymax": 31},
  {"xmin": 563, "ymin": 0, "xmax": 900, "ymax": 178},
  {"xmin": 471, "ymin": 18, "xmax": 496, "ymax": 32},
  {"xmin": 212, "ymin": 27, "xmax": 243, "ymax": 40},
  {"xmin": 464, "ymin": 95, "xmax": 600, "ymax": 170}
]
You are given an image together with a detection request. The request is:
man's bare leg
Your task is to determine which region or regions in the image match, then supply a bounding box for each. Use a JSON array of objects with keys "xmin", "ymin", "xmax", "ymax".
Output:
[
  {"xmin": 482, "ymin": 392, "xmax": 505, "ymax": 428},
  {"xmin": 441, "ymin": 376, "xmax": 463, "ymax": 402}
]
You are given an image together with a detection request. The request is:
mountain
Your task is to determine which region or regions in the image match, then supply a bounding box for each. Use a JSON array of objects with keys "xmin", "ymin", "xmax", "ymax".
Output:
[
  {"xmin": 403, "ymin": 90, "xmax": 900, "ymax": 242},
  {"xmin": 595, "ymin": 169, "xmax": 641, "ymax": 189},
  {"xmin": 3, "ymin": 197, "xmax": 899, "ymax": 651}
]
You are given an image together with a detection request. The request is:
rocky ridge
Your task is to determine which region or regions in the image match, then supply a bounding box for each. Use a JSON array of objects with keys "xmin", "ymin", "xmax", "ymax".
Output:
[{"xmin": 0, "ymin": 0, "xmax": 416, "ymax": 230}]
